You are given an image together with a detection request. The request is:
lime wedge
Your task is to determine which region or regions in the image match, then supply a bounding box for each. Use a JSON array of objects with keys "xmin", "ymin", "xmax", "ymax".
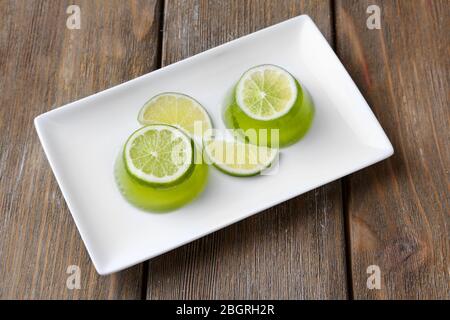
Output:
[
  {"xmin": 124, "ymin": 125, "xmax": 194, "ymax": 186},
  {"xmin": 138, "ymin": 93, "xmax": 212, "ymax": 137},
  {"xmin": 204, "ymin": 138, "xmax": 278, "ymax": 177},
  {"xmin": 235, "ymin": 65, "xmax": 298, "ymax": 121}
]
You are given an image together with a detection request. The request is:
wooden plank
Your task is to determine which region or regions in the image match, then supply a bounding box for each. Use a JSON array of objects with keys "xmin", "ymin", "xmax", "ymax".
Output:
[
  {"xmin": 146, "ymin": 0, "xmax": 348, "ymax": 299},
  {"xmin": 0, "ymin": 0, "xmax": 162, "ymax": 298},
  {"xmin": 335, "ymin": 0, "xmax": 449, "ymax": 299}
]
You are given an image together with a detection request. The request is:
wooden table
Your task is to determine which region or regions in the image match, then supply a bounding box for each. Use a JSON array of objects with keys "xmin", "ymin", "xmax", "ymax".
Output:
[{"xmin": 0, "ymin": 0, "xmax": 448, "ymax": 299}]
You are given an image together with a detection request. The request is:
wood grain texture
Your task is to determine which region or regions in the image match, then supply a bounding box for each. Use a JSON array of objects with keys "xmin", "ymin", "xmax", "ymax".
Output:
[
  {"xmin": 146, "ymin": 0, "xmax": 348, "ymax": 299},
  {"xmin": 0, "ymin": 0, "xmax": 162, "ymax": 299},
  {"xmin": 335, "ymin": 0, "xmax": 449, "ymax": 299}
]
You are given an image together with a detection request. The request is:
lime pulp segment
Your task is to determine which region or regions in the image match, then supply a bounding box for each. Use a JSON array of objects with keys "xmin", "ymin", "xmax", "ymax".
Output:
[
  {"xmin": 235, "ymin": 65, "xmax": 298, "ymax": 121},
  {"xmin": 124, "ymin": 125, "xmax": 193, "ymax": 186},
  {"xmin": 138, "ymin": 93, "xmax": 212, "ymax": 136}
]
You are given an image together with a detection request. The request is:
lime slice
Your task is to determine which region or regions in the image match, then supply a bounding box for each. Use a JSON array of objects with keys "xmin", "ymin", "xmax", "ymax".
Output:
[
  {"xmin": 138, "ymin": 93, "xmax": 212, "ymax": 136},
  {"xmin": 124, "ymin": 124, "xmax": 194, "ymax": 186},
  {"xmin": 204, "ymin": 138, "xmax": 278, "ymax": 177},
  {"xmin": 235, "ymin": 65, "xmax": 298, "ymax": 121}
]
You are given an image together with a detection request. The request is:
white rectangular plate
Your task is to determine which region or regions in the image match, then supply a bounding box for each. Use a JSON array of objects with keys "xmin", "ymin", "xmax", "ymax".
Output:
[{"xmin": 35, "ymin": 15, "xmax": 393, "ymax": 275}]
